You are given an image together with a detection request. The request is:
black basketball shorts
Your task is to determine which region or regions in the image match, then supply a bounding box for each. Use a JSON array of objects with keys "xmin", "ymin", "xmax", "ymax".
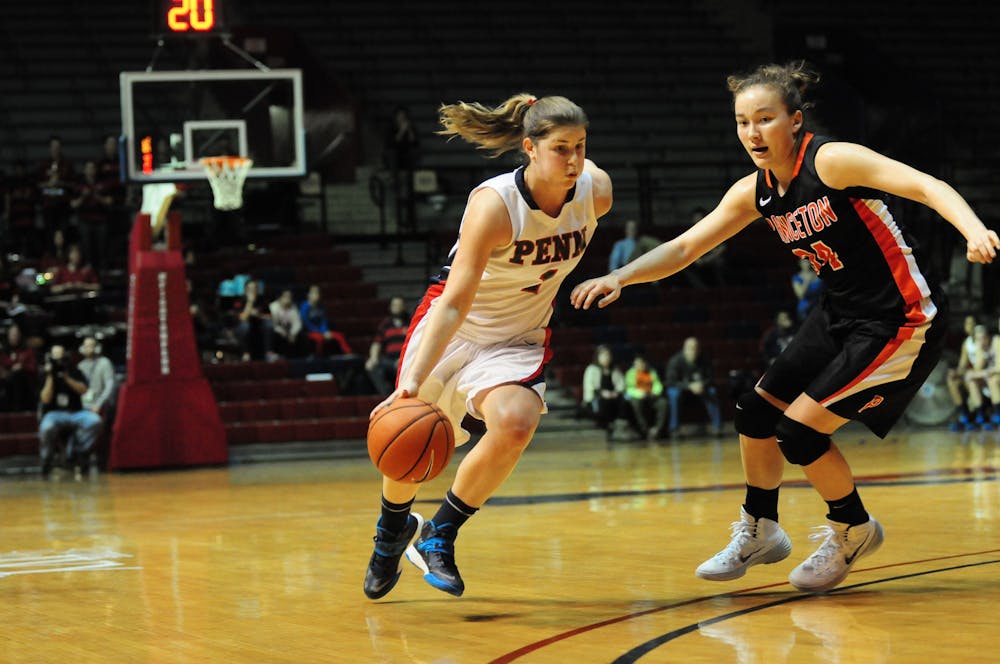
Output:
[{"xmin": 758, "ymin": 295, "xmax": 948, "ymax": 438}]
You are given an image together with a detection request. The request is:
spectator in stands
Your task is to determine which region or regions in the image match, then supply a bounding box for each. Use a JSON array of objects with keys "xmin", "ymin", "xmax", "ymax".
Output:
[
  {"xmin": 269, "ymin": 288, "xmax": 306, "ymax": 358},
  {"xmin": 49, "ymin": 243, "xmax": 100, "ymax": 294},
  {"xmin": 582, "ymin": 344, "xmax": 629, "ymax": 442},
  {"xmin": 609, "ymin": 220, "xmax": 662, "ymax": 307},
  {"xmin": 233, "ymin": 278, "xmax": 272, "ymax": 361},
  {"xmin": 946, "ymin": 314, "xmax": 977, "ymax": 431},
  {"xmin": 365, "ymin": 295, "xmax": 409, "ymax": 395},
  {"xmin": 38, "ymin": 135, "xmax": 74, "ymax": 184},
  {"xmin": 962, "ymin": 324, "xmax": 997, "ymax": 430},
  {"xmin": 77, "ymin": 335, "xmax": 116, "ymax": 469},
  {"xmin": 609, "ymin": 219, "xmax": 660, "ymax": 271},
  {"xmin": 4, "ymin": 160, "xmax": 41, "ymax": 258},
  {"xmin": 624, "ymin": 354, "xmax": 669, "ymax": 441},
  {"xmin": 37, "ymin": 136, "xmax": 75, "ymax": 238},
  {"xmin": 759, "ymin": 309, "xmax": 797, "ymax": 368},
  {"xmin": 683, "ymin": 206, "xmax": 728, "ymax": 288},
  {"xmin": 665, "ymin": 336, "xmax": 723, "ymax": 437},
  {"xmin": 70, "ymin": 160, "xmax": 114, "ymax": 272},
  {"xmin": 608, "ymin": 219, "xmax": 638, "ymax": 271},
  {"xmin": 384, "ymin": 105, "xmax": 420, "ymax": 231},
  {"xmin": 77, "ymin": 336, "xmax": 116, "ymax": 416},
  {"xmin": 187, "ymin": 278, "xmax": 221, "ymax": 358},
  {"xmin": 97, "ymin": 134, "xmax": 126, "ymax": 204},
  {"xmin": 0, "ymin": 322, "xmax": 38, "ymax": 411},
  {"xmin": 300, "ymin": 284, "xmax": 352, "ymax": 357},
  {"xmin": 39, "ymin": 228, "xmax": 69, "ymax": 273},
  {"xmin": 38, "ymin": 343, "xmax": 102, "ymax": 479},
  {"xmin": 791, "ymin": 256, "xmax": 823, "ymax": 321}
]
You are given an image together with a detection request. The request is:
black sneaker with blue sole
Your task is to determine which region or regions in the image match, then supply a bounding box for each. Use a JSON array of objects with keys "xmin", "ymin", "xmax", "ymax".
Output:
[
  {"xmin": 364, "ymin": 512, "xmax": 424, "ymax": 599},
  {"xmin": 405, "ymin": 520, "xmax": 465, "ymax": 597}
]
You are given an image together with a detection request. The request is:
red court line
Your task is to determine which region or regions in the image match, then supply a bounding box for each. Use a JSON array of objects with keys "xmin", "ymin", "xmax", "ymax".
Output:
[{"xmin": 488, "ymin": 548, "xmax": 1000, "ymax": 663}]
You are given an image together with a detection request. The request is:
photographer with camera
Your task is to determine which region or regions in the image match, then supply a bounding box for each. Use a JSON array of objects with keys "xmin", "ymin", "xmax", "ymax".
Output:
[{"xmin": 38, "ymin": 343, "xmax": 101, "ymax": 479}]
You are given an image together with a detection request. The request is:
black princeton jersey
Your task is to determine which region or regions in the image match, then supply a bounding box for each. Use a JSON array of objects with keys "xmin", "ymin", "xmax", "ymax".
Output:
[{"xmin": 755, "ymin": 133, "xmax": 935, "ymax": 324}]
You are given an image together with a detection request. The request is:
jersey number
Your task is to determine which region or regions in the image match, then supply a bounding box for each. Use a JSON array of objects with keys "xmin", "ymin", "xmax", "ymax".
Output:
[
  {"xmin": 792, "ymin": 241, "xmax": 843, "ymax": 274},
  {"xmin": 521, "ymin": 268, "xmax": 559, "ymax": 294}
]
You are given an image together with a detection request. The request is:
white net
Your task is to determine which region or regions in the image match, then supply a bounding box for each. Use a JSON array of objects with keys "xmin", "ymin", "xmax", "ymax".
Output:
[{"xmin": 200, "ymin": 156, "xmax": 253, "ymax": 210}]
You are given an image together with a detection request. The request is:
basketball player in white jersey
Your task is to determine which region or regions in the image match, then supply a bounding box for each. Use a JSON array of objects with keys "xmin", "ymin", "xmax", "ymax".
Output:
[{"xmin": 363, "ymin": 93, "xmax": 613, "ymax": 599}]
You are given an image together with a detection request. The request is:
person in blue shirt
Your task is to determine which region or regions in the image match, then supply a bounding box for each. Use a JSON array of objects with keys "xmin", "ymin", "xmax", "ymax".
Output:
[
  {"xmin": 299, "ymin": 284, "xmax": 352, "ymax": 356},
  {"xmin": 608, "ymin": 219, "xmax": 638, "ymax": 271}
]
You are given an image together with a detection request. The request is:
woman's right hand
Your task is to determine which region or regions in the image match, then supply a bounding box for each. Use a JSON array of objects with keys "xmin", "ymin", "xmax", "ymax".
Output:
[
  {"xmin": 966, "ymin": 228, "xmax": 1000, "ymax": 264},
  {"xmin": 570, "ymin": 273, "xmax": 622, "ymax": 310},
  {"xmin": 369, "ymin": 376, "xmax": 420, "ymax": 418}
]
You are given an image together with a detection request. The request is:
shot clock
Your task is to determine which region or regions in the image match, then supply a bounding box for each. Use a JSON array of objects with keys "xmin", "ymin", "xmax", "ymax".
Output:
[{"xmin": 153, "ymin": 0, "xmax": 228, "ymax": 36}]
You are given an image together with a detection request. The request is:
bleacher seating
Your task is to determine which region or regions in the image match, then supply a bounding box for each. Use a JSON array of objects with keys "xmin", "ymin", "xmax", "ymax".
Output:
[{"xmin": 203, "ymin": 359, "xmax": 381, "ymax": 449}]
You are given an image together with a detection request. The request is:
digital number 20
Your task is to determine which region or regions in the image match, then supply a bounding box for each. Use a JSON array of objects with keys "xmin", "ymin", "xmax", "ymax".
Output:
[{"xmin": 167, "ymin": 0, "xmax": 216, "ymax": 32}]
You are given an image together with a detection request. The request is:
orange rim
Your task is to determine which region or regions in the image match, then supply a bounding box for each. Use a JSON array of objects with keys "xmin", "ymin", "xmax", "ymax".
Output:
[{"xmin": 199, "ymin": 156, "xmax": 251, "ymax": 168}]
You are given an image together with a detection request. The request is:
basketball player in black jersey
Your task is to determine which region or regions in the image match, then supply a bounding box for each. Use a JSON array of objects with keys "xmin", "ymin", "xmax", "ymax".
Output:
[{"xmin": 572, "ymin": 61, "xmax": 999, "ymax": 592}]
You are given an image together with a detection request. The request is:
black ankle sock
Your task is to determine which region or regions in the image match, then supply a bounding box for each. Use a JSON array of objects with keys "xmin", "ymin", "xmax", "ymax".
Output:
[
  {"xmin": 430, "ymin": 490, "xmax": 479, "ymax": 532},
  {"xmin": 380, "ymin": 496, "xmax": 414, "ymax": 534},
  {"xmin": 743, "ymin": 484, "xmax": 780, "ymax": 522},
  {"xmin": 826, "ymin": 487, "xmax": 869, "ymax": 526}
]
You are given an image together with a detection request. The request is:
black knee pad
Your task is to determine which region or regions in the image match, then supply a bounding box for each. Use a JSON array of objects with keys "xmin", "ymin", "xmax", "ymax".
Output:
[
  {"xmin": 775, "ymin": 417, "xmax": 831, "ymax": 466},
  {"xmin": 734, "ymin": 390, "xmax": 783, "ymax": 438}
]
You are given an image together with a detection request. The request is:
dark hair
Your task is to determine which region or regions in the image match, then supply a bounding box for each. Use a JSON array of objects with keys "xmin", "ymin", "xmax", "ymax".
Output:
[
  {"xmin": 592, "ymin": 344, "xmax": 613, "ymax": 364},
  {"xmin": 726, "ymin": 61, "xmax": 820, "ymax": 115},
  {"xmin": 438, "ymin": 93, "xmax": 588, "ymax": 157}
]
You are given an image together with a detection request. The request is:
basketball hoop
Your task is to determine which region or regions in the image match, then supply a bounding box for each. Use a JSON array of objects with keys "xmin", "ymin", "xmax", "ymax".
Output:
[{"xmin": 200, "ymin": 156, "xmax": 253, "ymax": 210}]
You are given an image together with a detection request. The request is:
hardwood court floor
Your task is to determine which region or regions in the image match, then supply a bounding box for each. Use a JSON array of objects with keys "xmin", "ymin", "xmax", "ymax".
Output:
[{"xmin": 1, "ymin": 425, "xmax": 997, "ymax": 663}]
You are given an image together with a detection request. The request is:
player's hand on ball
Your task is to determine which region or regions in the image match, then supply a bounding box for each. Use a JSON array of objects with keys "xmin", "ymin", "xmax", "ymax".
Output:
[
  {"xmin": 370, "ymin": 377, "xmax": 421, "ymax": 418},
  {"xmin": 371, "ymin": 387, "xmax": 410, "ymax": 418},
  {"xmin": 571, "ymin": 273, "xmax": 622, "ymax": 310}
]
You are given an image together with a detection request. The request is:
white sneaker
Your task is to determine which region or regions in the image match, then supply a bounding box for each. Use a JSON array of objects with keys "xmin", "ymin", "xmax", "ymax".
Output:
[
  {"xmin": 788, "ymin": 517, "xmax": 884, "ymax": 592},
  {"xmin": 695, "ymin": 507, "xmax": 792, "ymax": 581}
]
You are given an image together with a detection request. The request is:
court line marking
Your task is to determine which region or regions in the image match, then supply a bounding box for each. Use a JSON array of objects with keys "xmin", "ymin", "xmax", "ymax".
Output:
[
  {"xmin": 610, "ymin": 558, "xmax": 1000, "ymax": 663},
  {"xmin": 423, "ymin": 465, "xmax": 997, "ymax": 508},
  {"xmin": 490, "ymin": 552, "xmax": 1000, "ymax": 663},
  {"xmin": 0, "ymin": 548, "xmax": 142, "ymax": 578}
]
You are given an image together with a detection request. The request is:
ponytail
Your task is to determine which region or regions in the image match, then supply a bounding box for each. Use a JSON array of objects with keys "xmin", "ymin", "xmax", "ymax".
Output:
[{"xmin": 438, "ymin": 93, "xmax": 588, "ymax": 158}]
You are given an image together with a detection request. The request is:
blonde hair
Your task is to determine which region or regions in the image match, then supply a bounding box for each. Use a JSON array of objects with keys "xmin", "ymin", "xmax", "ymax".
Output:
[
  {"xmin": 438, "ymin": 93, "xmax": 588, "ymax": 157},
  {"xmin": 727, "ymin": 61, "xmax": 820, "ymax": 115}
]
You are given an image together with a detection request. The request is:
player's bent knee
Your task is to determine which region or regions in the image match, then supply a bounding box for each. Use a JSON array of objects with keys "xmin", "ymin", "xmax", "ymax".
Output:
[
  {"xmin": 775, "ymin": 417, "xmax": 831, "ymax": 466},
  {"xmin": 734, "ymin": 390, "xmax": 783, "ymax": 438}
]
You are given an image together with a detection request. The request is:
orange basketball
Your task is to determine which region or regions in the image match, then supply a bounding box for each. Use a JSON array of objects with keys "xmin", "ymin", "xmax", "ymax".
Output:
[{"xmin": 368, "ymin": 398, "xmax": 455, "ymax": 483}]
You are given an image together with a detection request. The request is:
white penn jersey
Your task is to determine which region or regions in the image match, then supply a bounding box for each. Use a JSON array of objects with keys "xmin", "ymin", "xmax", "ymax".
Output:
[{"xmin": 433, "ymin": 166, "xmax": 598, "ymax": 344}]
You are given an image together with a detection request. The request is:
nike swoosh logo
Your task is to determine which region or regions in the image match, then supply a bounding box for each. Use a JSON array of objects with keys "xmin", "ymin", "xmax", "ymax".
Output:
[
  {"xmin": 739, "ymin": 548, "xmax": 762, "ymax": 563},
  {"xmin": 844, "ymin": 532, "xmax": 872, "ymax": 565},
  {"xmin": 759, "ymin": 196, "xmax": 772, "ymax": 206}
]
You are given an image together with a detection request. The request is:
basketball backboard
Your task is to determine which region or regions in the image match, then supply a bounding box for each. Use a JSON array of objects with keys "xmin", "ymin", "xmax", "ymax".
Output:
[{"xmin": 119, "ymin": 68, "xmax": 305, "ymax": 183}]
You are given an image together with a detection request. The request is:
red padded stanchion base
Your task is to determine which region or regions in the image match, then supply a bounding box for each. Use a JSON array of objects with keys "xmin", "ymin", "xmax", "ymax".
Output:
[{"xmin": 109, "ymin": 378, "xmax": 228, "ymax": 470}]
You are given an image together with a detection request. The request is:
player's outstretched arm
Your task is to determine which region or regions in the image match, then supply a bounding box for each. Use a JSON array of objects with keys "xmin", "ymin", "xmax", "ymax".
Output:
[
  {"xmin": 816, "ymin": 142, "xmax": 1000, "ymax": 263},
  {"xmin": 571, "ymin": 174, "xmax": 760, "ymax": 310}
]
